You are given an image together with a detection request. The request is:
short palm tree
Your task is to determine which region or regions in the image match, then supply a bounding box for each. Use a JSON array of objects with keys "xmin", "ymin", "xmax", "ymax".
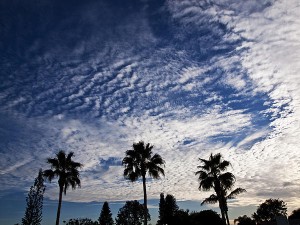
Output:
[
  {"xmin": 122, "ymin": 141, "xmax": 165, "ymax": 225},
  {"xmin": 195, "ymin": 153, "xmax": 246, "ymax": 225},
  {"xmin": 43, "ymin": 150, "xmax": 83, "ymax": 225}
]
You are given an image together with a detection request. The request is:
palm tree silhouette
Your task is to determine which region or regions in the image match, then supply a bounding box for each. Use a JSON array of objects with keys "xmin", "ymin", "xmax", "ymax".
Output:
[
  {"xmin": 43, "ymin": 150, "xmax": 83, "ymax": 225},
  {"xmin": 122, "ymin": 141, "xmax": 165, "ymax": 225},
  {"xmin": 195, "ymin": 153, "xmax": 246, "ymax": 225}
]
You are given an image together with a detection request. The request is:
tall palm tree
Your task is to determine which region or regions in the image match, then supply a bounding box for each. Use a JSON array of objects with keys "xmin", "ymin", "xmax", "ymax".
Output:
[
  {"xmin": 195, "ymin": 153, "xmax": 246, "ymax": 225},
  {"xmin": 43, "ymin": 150, "xmax": 83, "ymax": 225},
  {"xmin": 122, "ymin": 141, "xmax": 165, "ymax": 225}
]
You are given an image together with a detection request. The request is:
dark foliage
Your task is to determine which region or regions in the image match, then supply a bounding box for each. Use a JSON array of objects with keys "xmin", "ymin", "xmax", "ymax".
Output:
[
  {"xmin": 252, "ymin": 198, "xmax": 287, "ymax": 223},
  {"xmin": 234, "ymin": 215, "xmax": 255, "ymax": 225},
  {"xmin": 64, "ymin": 218, "xmax": 98, "ymax": 225},
  {"xmin": 115, "ymin": 200, "xmax": 150, "ymax": 225},
  {"xmin": 164, "ymin": 194, "xmax": 179, "ymax": 224},
  {"xmin": 289, "ymin": 208, "xmax": 300, "ymax": 220},
  {"xmin": 189, "ymin": 210, "xmax": 224, "ymax": 225},
  {"xmin": 156, "ymin": 193, "xmax": 179, "ymax": 225},
  {"xmin": 173, "ymin": 209, "xmax": 190, "ymax": 225},
  {"xmin": 157, "ymin": 193, "xmax": 165, "ymax": 225},
  {"xmin": 99, "ymin": 201, "xmax": 114, "ymax": 225},
  {"xmin": 22, "ymin": 169, "xmax": 45, "ymax": 225}
]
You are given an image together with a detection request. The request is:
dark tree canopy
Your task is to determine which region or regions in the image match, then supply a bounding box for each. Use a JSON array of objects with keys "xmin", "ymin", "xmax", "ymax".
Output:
[
  {"xmin": 22, "ymin": 169, "xmax": 45, "ymax": 225},
  {"xmin": 64, "ymin": 218, "xmax": 98, "ymax": 225},
  {"xmin": 172, "ymin": 209, "xmax": 190, "ymax": 225},
  {"xmin": 156, "ymin": 193, "xmax": 179, "ymax": 225},
  {"xmin": 234, "ymin": 215, "xmax": 255, "ymax": 225},
  {"xmin": 252, "ymin": 198, "xmax": 287, "ymax": 223},
  {"xmin": 157, "ymin": 193, "xmax": 189, "ymax": 225},
  {"xmin": 164, "ymin": 194, "xmax": 179, "ymax": 225},
  {"xmin": 189, "ymin": 210, "xmax": 224, "ymax": 225},
  {"xmin": 99, "ymin": 201, "xmax": 114, "ymax": 225},
  {"xmin": 158, "ymin": 208, "xmax": 223, "ymax": 225},
  {"xmin": 289, "ymin": 208, "xmax": 300, "ymax": 220},
  {"xmin": 157, "ymin": 193, "xmax": 166, "ymax": 225},
  {"xmin": 115, "ymin": 200, "xmax": 150, "ymax": 225}
]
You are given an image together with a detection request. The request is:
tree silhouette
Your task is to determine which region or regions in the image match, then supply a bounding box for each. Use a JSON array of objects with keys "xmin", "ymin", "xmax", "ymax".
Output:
[
  {"xmin": 172, "ymin": 209, "xmax": 190, "ymax": 225},
  {"xmin": 122, "ymin": 141, "xmax": 165, "ymax": 225},
  {"xmin": 64, "ymin": 218, "xmax": 98, "ymax": 225},
  {"xmin": 157, "ymin": 193, "xmax": 165, "ymax": 225},
  {"xmin": 99, "ymin": 201, "xmax": 114, "ymax": 225},
  {"xmin": 289, "ymin": 208, "xmax": 300, "ymax": 220},
  {"xmin": 43, "ymin": 150, "xmax": 83, "ymax": 225},
  {"xmin": 115, "ymin": 200, "xmax": 150, "ymax": 225},
  {"xmin": 157, "ymin": 193, "xmax": 179, "ymax": 225},
  {"xmin": 164, "ymin": 194, "xmax": 179, "ymax": 225},
  {"xmin": 195, "ymin": 153, "xmax": 246, "ymax": 225},
  {"xmin": 252, "ymin": 198, "xmax": 287, "ymax": 224},
  {"xmin": 234, "ymin": 215, "xmax": 255, "ymax": 225},
  {"xmin": 22, "ymin": 169, "xmax": 45, "ymax": 225},
  {"xmin": 189, "ymin": 210, "xmax": 224, "ymax": 225}
]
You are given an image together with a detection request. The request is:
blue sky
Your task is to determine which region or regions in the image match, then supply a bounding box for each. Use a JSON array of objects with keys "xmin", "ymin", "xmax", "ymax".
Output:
[{"xmin": 1, "ymin": 0, "xmax": 300, "ymax": 224}]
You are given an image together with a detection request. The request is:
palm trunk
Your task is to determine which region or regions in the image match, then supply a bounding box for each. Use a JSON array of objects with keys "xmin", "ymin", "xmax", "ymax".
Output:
[
  {"xmin": 225, "ymin": 210, "xmax": 230, "ymax": 225},
  {"xmin": 142, "ymin": 175, "xmax": 147, "ymax": 225},
  {"xmin": 215, "ymin": 180, "xmax": 226, "ymax": 225},
  {"xmin": 224, "ymin": 201, "xmax": 230, "ymax": 225},
  {"xmin": 223, "ymin": 197, "xmax": 230, "ymax": 225},
  {"xmin": 219, "ymin": 201, "xmax": 226, "ymax": 225},
  {"xmin": 56, "ymin": 185, "xmax": 63, "ymax": 225},
  {"xmin": 217, "ymin": 191, "xmax": 226, "ymax": 224}
]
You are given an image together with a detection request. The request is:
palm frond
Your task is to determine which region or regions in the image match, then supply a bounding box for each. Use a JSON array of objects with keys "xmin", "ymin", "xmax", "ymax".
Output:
[
  {"xmin": 69, "ymin": 161, "xmax": 82, "ymax": 169},
  {"xmin": 123, "ymin": 141, "xmax": 165, "ymax": 182},
  {"xmin": 197, "ymin": 158, "xmax": 210, "ymax": 171},
  {"xmin": 199, "ymin": 176, "xmax": 215, "ymax": 191},
  {"xmin": 219, "ymin": 160, "xmax": 231, "ymax": 171},
  {"xmin": 66, "ymin": 152, "xmax": 75, "ymax": 161},
  {"xmin": 47, "ymin": 158, "xmax": 59, "ymax": 169},
  {"xmin": 43, "ymin": 169, "xmax": 56, "ymax": 182},
  {"xmin": 195, "ymin": 170, "xmax": 208, "ymax": 179},
  {"xmin": 211, "ymin": 153, "xmax": 221, "ymax": 164},
  {"xmin": 45, "ymin": 150, "xmax": 82, "ymax": 194},
  {"xmin": 219, "ymin": 172, "xmax": 236, "ymax": 189},
  {"xmin": 150, "ymin": 154, "xmax": 165, "ymax": 165},
  {"xmin": 226, "ymin": 188, "xmax": 246, "ymax": 199},
  {"xmin": 148, "ymin": 165, "xmax": 164, "ymax": 179},
  {"xmin": 201, "ymin": 194, "xmax": 219, "ymax": 205},
  {"xmin": 124, "ymin": 167, "xmax": 140, "ymax": 181},
  {"xmin": 146, "ymin": 152, "xmax": 165, "ymax": 179}
]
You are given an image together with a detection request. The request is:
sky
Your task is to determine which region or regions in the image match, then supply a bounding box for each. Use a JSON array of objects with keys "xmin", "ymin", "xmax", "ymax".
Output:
[{"xmin": 0, "ymin": 0, "xmax": 300, "ymax": 224}]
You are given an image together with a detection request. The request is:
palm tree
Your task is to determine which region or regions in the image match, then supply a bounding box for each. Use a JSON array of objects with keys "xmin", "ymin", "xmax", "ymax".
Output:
[
  {"xmin": 122, "ymin": 141, "xmax": 165, "ymax": 225},
  {"xmin": 195, "ymin": 153, "xmax": 246, "ymax": 225},
  {"xmin": 43, "ymin": 150, "xmax": 83, "ymax": 225}
]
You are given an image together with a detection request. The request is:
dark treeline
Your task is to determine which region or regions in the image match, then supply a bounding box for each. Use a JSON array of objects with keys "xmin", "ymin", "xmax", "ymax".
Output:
[{"xmin": 16, "ymin": 141, "xmax": 300, "ymax": 225}]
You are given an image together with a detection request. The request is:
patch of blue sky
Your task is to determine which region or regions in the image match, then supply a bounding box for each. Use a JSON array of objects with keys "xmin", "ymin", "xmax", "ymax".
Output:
[
  {"xmin": 182, "ymin": 138, "xmax": 196, "ymax": 146},
  {"xmin": 212, "ymin": 127, "xmax": 269, "ymax": 150},
  {"xmin": 0, "ymin": 188, "xmax": 239, "ymax": 225},
  {"xmin": 0, "ymin": 190, "xmax": 209, "ymax": 225},
  {"xmin": 0, "ymin": 0, "xmax": 249, "ymax": 121},
  {"xmin": 99, "ymin": 157, "xmax": 122, "ymax": 168}
]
